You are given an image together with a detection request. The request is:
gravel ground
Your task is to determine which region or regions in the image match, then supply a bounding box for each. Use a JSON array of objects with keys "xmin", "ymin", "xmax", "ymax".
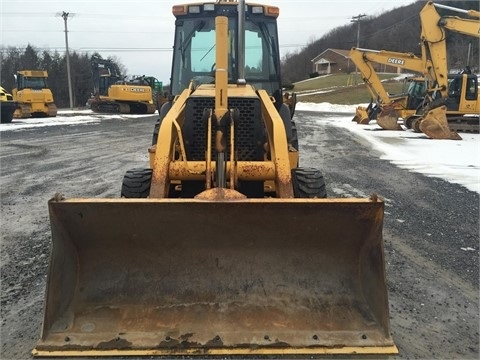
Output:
[{"xmin": 0, "ymin": 111, "xmax": 478, "ymax": 359}]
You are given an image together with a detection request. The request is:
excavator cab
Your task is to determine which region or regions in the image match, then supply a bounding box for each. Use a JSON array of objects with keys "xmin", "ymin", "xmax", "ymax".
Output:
[
  {"xmin": 403, "ymin": 77, "xmax": 428, "ymax": 112},
  {"xmin": 445, "ymin": 73, "xmax": 478, "ymax": 112},
  {"xmin": 34, "ymin": 1, "xmax": 397, "ymax": 357}
]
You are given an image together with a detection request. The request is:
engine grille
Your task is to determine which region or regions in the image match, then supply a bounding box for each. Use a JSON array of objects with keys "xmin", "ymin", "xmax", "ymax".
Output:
[{"xmin": 184, "ymin": 97, "xmax": 264, "ymax": 161}]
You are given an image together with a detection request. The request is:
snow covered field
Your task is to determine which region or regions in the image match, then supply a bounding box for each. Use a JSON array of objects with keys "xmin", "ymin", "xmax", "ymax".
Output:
[
  {"xmin": 297, "ymin": 102, "xmax": 480, "ymax": 194},
  {"xmin": 0, "ymin": 110, "xmax": 147, "ymax": 130},
  {"xmin": 1, "ymin": 105, "xmax": 479, "ymax": 194}
]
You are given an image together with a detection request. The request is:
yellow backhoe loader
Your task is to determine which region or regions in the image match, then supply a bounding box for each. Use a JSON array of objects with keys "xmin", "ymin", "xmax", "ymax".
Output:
[
  {"xmin": 33, "ymin": 1, "xmax": 397, "ymax": 357},
  {"xmin": 416, "ymin": 1, "xmax": 480, "ymax": 140},
  {"xmin": 12, "ymin": 70, "xmax": 57, "ymax": 118}
]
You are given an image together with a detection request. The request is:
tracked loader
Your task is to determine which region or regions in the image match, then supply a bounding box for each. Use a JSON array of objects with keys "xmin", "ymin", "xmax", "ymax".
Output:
[
  {"xmin": 34, "ymin": 1, "xmax": 397, "ymax": 357},
  {"xmin": 12, "ymin": 70, "xmax": 57, "ymax": 118}
]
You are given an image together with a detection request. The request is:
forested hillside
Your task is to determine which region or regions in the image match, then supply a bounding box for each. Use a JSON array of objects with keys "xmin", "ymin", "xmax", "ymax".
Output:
[
  {"xmin": 281, "ymin": 0, "xmax": 479, "ymax": 84},
  {"xmin": 1, "ymin": 0, "xmax": 478, "ymax": 107}
]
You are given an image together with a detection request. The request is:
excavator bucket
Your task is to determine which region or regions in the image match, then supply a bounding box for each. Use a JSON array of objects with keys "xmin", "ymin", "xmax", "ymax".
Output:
[
  {"xmin": 419, "ymin": 105, "xmax": 462, "ymax": 140},
  {"xmin": 376, "ymin": 106, "xmax": 402, "ymax": 130},
  {"xmin": 353, "ymin": 105, "xmax": 370, "ymax": 124},
  {"xmin": 33, "ymin": 197, "xmax": 398, "ymax": 357}
]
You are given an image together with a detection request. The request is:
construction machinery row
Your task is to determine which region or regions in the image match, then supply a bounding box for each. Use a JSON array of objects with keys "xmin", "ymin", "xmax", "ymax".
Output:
[
  {"xmin": 351, "ymin": 1, "xmax": 479, "ymax": 140},
  {"xmin": 2, "ymin": 60, "xmax": 166, "ymax": 122},
  {"xmin": 33, "ymin": 0, "xmax": 398, "ymax": 357}
]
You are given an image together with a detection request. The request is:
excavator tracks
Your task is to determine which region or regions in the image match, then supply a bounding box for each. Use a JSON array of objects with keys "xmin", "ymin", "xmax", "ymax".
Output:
[
  {"xmin": 447, "ymin": 116, "xmax": 480, "ymax": 134},
  {"xmin": 91, "ymin": 101, "xmax": 155, "ymax": 114}
]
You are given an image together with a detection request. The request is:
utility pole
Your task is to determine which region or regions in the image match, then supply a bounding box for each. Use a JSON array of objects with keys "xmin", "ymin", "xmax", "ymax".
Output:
[
  {"xmin": 351, "ymin": 14, "xmax": 367, "ymax": 48},
  {"xmin": 350, "ymin": 14, "xmax": 366, "ymax": 84},
  {"xmin": 61, "ymin": 11, "xmax": 74, "ymax": 109}
]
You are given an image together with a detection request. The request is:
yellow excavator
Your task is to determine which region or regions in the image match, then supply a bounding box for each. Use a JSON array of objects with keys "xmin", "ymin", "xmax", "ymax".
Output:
[
  {"xmin": 349, "ymin": 47, "xmax": 434, "ymax": 130},
  {"xmin": 416, "ymin": 1, "xmax": 480, "ymax": 140},
  {"xmin": 33, "ymin": 1, "xmax": 397, "ymax": 357},
  {"xmin": 127, "ymin": 75, "xmax": 169, "ymax": 110},
  {"xmin": 12, "ymin": 70, "xmax": 57, "ymax": 118},
  {"xmin": 89, "ymin": 55, "xmax": 156, "ymax": 114}
]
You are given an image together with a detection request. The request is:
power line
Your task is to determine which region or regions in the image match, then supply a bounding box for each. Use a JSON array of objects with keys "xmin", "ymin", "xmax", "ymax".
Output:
[
  {"xmin": 1, "ymin": 44, "xmax": 301, "ymax": 53},
  {"xmin": 2, "ymin": 29, "xmax": 172, "ymax": 34},
  {"xmin": 2, "ymin": 11, "xmax": 171, "ymax": 20},
  {"xmin": 362, "ymin": 13, "xmax": 417, "ymax": 39}
]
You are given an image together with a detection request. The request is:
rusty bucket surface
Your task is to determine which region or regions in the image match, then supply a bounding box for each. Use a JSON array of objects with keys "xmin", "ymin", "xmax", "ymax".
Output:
[
  {"xmin": 33, "ymin": 197, "xmax": 397, "ymax": 357},
  {"xmin": 419, "ymin": 105, "xmax": 462, "ymax": 140},
  {"xmin": 376, "ymin": 106, "xmax": 402, "ymax": 130}
]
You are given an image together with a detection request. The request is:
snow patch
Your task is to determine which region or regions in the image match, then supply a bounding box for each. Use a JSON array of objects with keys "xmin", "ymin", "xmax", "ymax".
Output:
[{"xmin": 297, "ymin": 102, "xmax": 480, "ymax": 194}]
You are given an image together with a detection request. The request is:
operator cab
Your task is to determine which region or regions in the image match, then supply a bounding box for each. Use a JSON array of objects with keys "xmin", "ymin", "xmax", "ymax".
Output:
[
  {"xmin": 170, "ymin": 2, "xmax": 282, "ymax": 105},
  {"xmin": 446, "ymin": 74, "xmax": 478, "ymax": 111},
  {"xmin": 404, "ymin": 77, "xmax": 428, "ymax": 110},
  {"xmin": 16, "ymin": 71, "xmax": 49, "ymax": 90}
]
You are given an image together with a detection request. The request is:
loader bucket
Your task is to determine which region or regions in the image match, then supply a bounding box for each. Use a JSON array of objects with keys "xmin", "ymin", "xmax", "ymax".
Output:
[
  {"xmin": 376, "ymin": 107, "xmax": 402, "ymax": 130},
  {"xmin": 419, "ymin": 105, "xmax": 462, "ymax": 140},
  {"xmin": 34, "ymin": 197, "xmax": 398, "ymax": 357}
]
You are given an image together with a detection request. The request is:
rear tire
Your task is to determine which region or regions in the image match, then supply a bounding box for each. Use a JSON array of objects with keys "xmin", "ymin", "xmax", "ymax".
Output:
[
  {"xmin": 292, "ymin": 168, "xmax": 327, "ymax": 198},
  {"xmin": 121, "ymin": 168, "xmax": 152, "ymax": 198}
]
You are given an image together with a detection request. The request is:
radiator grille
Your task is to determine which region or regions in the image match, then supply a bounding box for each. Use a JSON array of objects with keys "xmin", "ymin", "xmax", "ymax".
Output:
[{"xmin": 184, "ymin": 97, "xmax": 264, "ymax": 161}]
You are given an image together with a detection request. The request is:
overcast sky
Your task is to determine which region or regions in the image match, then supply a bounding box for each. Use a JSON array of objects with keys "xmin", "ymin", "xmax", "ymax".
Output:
[{"xmin": 2, "ymin": 0, "xmax": 417, "ymax": 83}]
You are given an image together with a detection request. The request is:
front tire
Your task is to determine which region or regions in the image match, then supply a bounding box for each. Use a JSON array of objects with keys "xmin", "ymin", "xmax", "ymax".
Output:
[
  {"xmin": 121, "ymin": 168, "xmax": 152, "ymax": 198},
  {"xmin": 291, "ymin": 168, "xmax": 327, "ymax": 198}
]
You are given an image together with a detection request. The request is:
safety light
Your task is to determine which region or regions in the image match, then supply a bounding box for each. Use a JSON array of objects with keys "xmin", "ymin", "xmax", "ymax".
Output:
[
  {"xmin": 251, "ymin": 6, "xmax": 263, "ymax": 14},
  {"xmin": 188, "ymin": 5, "xmax": 201, "ymax": 13},
  {"xmin": 172, "ymin": 5, "xmax": 186, "ymax": 15},
  {"xmin": 266, "ymin": 6, "xmax": 279, "ymax": 17},
  {"xmin": 204, "ymin": 4, "xmax": 215, "ymax": 11}
]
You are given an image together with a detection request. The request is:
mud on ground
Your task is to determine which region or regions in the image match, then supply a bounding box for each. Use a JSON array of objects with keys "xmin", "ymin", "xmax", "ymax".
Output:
[{"xmin": 1, "ymin": 113, "xmax": 479, "ymax": 359}]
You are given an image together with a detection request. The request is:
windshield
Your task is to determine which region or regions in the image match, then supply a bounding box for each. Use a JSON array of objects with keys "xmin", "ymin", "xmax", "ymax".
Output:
[
  {"xmin": 18, "ymin": 76, "xmax": 48, "ymax": 90},
  {"xmin": 171, "ymin": 14, "xmax": 281, "ymax": 96},
  {"xmin": 407, "ymin": 80, "xmax": 427, "ymax": 98}
]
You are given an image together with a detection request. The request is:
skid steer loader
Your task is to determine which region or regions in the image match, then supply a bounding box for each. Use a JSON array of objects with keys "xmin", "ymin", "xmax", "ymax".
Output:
[{"xmin": 34, "ymin": 1, "xmax": 397, "ymax": 357}]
